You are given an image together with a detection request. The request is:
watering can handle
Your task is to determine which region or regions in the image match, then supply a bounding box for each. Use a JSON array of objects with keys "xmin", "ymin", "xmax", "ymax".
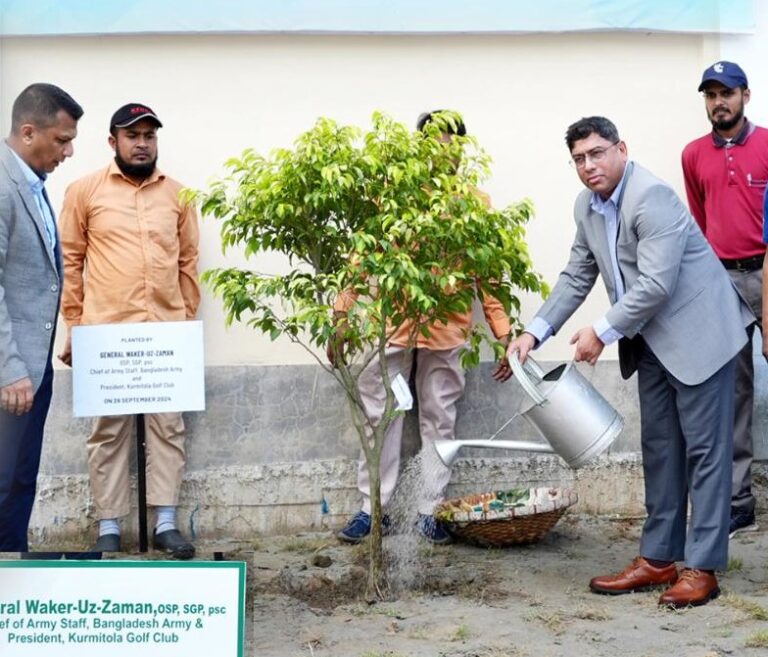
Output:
[{"xmin": 509, "ymin": 355, "xmax": 547, "ymax": 406}]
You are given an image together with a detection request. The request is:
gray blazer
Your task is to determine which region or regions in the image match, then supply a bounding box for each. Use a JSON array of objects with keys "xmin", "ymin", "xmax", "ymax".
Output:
[
  {"xmin": 0, "ymin": 141, "xmax": 62, "ymax": 391},
  {"xmin": 536, "ymin": 162, "xmax": 752, "ymax": 386}
]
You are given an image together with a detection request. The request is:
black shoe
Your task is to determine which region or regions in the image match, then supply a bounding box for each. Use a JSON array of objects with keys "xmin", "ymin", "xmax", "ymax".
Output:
[
  {"xmin": 93, "ymin": 534, "xmax": 121, "ymax": 552},
  {"xmin": 729, "ymin": 510, "xmax": 758, "ymax": 539},
  {"xmin": 152, "ymin": 529, "xmax": 195, "ymax": 560}
]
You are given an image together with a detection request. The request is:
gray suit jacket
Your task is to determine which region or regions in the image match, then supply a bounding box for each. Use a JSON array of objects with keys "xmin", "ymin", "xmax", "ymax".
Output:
[
  {"xmin": 0, "ymin": 141, "xmax": 62, "ymax": 391},
  {"xmin": 535, "ymin": 162, "xmax": 752, "ymax": 386}
]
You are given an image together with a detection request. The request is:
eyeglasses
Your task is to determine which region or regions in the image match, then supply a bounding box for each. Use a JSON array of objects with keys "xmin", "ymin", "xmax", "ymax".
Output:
[{"xmin": 569, "ymin": 142, "xmax": 620, "ymax": 169}]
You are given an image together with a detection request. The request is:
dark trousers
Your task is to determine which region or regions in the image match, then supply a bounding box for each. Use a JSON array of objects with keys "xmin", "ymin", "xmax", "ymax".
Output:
[
  {"xmin": 726, "ymin": 268, "xmax": 762, "ymax": 515},
  {"xmin": 0, "ymin": 362, "xmax": 53, "ymax": 552},
  {"xmin": 636, "ymin": 341, "xmax": 735, "ymax": 570}
]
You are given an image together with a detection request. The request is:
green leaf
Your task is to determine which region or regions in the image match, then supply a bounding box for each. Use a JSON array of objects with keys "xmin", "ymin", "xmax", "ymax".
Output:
[{"xmin": 189, "ymin": 110, "xmax": 546, "ymax": 371}]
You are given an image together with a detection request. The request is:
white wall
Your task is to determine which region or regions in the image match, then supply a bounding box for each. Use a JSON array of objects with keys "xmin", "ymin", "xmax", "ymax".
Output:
[
  {"xmin": 721, "ymin": 0, "xmax": 768, "ymax": 125},
  {"xmin": 0, "ymin": 31, "xmax": 738, "ymax": 366}
]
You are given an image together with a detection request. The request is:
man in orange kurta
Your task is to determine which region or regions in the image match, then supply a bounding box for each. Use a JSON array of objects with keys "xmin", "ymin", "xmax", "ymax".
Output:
[
  {"xmin": 331, "ymin": 111, "xmax": 512, "ymax": 544},
  {"xmin": 58, "ymin": 103, "xmax": 199, "ymax": 558}
]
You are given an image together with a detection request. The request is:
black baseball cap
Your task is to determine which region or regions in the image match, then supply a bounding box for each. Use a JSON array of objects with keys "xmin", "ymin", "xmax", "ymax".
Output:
[
  {"xmin": 110, "ymin": 103, "xmax": 163, "ymax": 130},
  {"xmin": 698, "ymin": 61, "xmax": 748, "ymax": 91}
]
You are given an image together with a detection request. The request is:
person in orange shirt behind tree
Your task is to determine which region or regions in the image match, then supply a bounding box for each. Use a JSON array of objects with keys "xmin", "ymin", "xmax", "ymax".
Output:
[
  {"xmin": 58, "ymin": 103, "xmax": 200, "ymax": 558},
  {"xmin": 329, "ymin": 110, "xmax": 513, "ymax": 545}
]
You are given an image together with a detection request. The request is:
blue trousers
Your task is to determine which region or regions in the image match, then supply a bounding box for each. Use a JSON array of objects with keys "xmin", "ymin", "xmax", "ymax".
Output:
[
  {"xmin": 0, "ymin": 362, "xmax": 53, "ymax": 552},
  {"xmin": 636, "ymin": 340, "xmax": 735, "ymax": 570}
]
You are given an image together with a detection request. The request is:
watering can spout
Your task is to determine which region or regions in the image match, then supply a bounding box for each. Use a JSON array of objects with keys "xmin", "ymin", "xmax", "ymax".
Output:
[
  {"xmin": 433, "ymin": 439, "xmax": 555, "ymax": 467},
  {"xmin": 433, "ymin": 440, "xmax": 464, "ymax": 467}
]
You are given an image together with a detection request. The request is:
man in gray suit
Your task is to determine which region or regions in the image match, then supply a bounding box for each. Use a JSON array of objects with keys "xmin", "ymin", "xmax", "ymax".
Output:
[
  {"xmin": 508, "ymin": 116, "xmax": 751, "ymax": 608},
  {"xmin": 0, "ymin": 83, "xmax": 83, "ymax": 551}
]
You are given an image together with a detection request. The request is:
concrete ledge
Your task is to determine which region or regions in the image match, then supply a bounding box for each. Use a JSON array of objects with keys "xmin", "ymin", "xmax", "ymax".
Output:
[
  {"xmin": 28, "ymin": 360, "xmax": 767, "ymax": 546},
  {"xmin": 29, "ymin": 459, "xmax": 768, "ymax": 547},
  {"xmin": 40, "ymin": 361, "xmax": 642, "ymax": 474},
  {"xmin": 30, "ymin": 454, "xmax": 649, "ymax": 546}
]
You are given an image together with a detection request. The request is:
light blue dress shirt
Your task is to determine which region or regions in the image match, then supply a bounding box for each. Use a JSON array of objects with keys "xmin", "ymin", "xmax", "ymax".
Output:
[
  {"xmin": 9, "ymin": 147, "xmax": 57, "ymax": 250},
  {"xmin": 525, "ymin": 164, "xmax": 631, "ymax": 348}
]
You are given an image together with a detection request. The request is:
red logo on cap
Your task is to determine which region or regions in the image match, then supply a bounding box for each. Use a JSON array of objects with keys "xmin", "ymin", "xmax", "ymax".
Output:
[{"xmin": 131, "ymin": 106, "xmax": 150, "ymax": 114}]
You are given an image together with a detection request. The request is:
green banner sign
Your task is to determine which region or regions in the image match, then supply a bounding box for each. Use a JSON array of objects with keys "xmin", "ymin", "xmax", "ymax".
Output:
[{"xmin": 0, "ymin": 561, "xmax": 246, "ymax": 657}]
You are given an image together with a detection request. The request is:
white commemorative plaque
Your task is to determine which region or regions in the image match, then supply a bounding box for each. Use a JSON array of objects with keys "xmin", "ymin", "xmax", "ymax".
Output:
[{"xmin": 71, "ymin": 321, "xmax": 205, "ymax": 417}]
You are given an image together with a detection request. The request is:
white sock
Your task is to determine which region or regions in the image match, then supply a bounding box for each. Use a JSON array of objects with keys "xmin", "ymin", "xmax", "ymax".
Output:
[
  {"xmin": 155, "ymin": 506, "xmax": 177, "ymax": 534},
  {"xmin": 99, "ymin": 519, "xmax": 120, "ymax": 537}
]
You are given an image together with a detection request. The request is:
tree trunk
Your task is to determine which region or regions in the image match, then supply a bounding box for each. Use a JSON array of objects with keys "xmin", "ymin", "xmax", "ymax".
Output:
[
  {"xmin": 342, "ymin": 384, "xmax": 391, "ymax": 600},
  {"xmin": 365, "ymin": 456, "xmax": 385, "ymax": 600}
]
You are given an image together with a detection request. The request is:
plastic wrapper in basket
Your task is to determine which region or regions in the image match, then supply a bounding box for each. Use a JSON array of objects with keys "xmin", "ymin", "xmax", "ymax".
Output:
[{"xmin": 434, "ymin": 487, "xmax": 578, "ymax": 547}]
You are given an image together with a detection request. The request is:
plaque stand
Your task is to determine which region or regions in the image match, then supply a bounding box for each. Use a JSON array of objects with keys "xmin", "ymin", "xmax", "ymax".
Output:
[{"xmin": 136, "ymin": 413, "xmax": 149, "ymax": 552}]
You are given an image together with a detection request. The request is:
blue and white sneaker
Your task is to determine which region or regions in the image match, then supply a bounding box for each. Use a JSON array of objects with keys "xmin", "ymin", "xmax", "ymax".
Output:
[
  {"xmin": 337, "ymin": 511, "xmax": 392, "ymax": 543},
  {"xmin": 417, "ymin": 514, "xmax": 452, "ymax": 545}
]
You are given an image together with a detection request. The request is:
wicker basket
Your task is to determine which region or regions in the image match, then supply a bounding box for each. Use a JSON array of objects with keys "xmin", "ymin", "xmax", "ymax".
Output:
[{"xmin": 435, "ymin": 488, "xmax": 578, "ymax": 548}]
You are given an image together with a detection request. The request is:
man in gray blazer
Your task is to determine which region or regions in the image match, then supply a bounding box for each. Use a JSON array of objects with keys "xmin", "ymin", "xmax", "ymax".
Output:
[
  {"xmin": 0, "ymin": 83, "xmax": 83, "ymax": 551},
  {"xmin": 508, "ymin": 116, "xmax": 751, "ymax": 608}
]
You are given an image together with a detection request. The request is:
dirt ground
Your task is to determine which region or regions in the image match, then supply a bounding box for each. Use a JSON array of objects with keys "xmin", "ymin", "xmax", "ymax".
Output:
[{"xmin": 241, "ymin": 512, "xmax": 768, "ymax": 657}]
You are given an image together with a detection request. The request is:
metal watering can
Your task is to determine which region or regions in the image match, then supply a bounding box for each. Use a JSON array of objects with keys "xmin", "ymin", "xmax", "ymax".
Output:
[{"xmin": 434, "ymin": 357, "xmax": 623, "ymax": 468}]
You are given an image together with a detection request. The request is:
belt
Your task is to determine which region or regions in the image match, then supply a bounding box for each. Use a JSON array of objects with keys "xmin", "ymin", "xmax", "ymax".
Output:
[{"xmin": 720, "ymin": 255, "xmax": 763, "ymax": 271}]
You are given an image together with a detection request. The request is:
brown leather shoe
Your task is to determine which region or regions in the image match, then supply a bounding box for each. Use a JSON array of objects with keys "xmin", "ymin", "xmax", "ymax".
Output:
[
  {"xmin": 589, "ymin": 556, "xmax": 678, "ymax": 595},
  {"xmin": 658, "ymin": 569, "xmax": 720, "ymax": 608}
]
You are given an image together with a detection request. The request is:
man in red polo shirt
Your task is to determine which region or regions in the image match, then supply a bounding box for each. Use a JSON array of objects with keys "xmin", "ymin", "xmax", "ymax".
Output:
[{"xmin": 682, "ymin": 61, "xmax": 768, "ymax": 538}]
